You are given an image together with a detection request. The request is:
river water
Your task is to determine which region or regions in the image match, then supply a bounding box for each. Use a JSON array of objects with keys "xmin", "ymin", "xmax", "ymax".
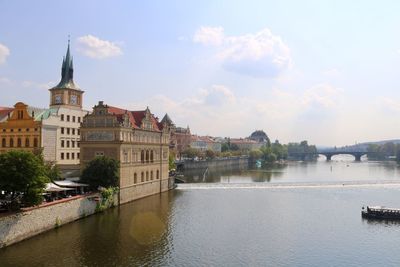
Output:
[{"xmin": 2, "ymin": 156, "xmax": 400, "ymax": 266}]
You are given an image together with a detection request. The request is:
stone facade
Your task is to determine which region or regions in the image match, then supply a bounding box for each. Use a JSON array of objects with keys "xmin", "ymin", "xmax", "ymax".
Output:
[
  {"xmin": 0, "ymin": 194, "xmax": 105, "ymax": 248},
  {"xmin": 80, "ymin": 101, "xmax": 172, "ymax": 204}
]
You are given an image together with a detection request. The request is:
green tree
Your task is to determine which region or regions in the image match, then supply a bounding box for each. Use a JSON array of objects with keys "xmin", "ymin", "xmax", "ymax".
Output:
[
  {"xmin": 81, "ymin": 156, "xmax": 119, "ymax": 190},
  {"xmin": 169, "ymin": 151, "xmax": 176, "ymax": 170},
  {"xmin": 45, "ymin": 161, "xmax": 61, "ymax": 181},
  {"xmin": 230, "ymin": 143, "xmax": 240, "ymax": 151},
  {"xmin": 205, "ymin": 149, "xmax": 216, "ymax": 159},
  {"xmin": 249, "ymin": 149, "xmax": 263, "ymax": 160},
  {"xmin": 221, "ymin": 143, "xmax": 230, "ymax": 152},
  {"xmin": 0, "ymin": 150, "xmax": 49, "ymax": 210},
  {"xmin": 182, "ymin": 147, "xmax": 199, "ymax": 159}
]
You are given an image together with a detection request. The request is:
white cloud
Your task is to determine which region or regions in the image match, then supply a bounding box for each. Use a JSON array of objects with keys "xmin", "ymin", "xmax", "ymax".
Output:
[
  {"xmin": 0, "ymin": 77, "xmax": 12, "ymax": 85},
  {"xmin": 302, "ymin": 84, "xmax": 341, "ymax": 108},
  {"xmin": 380, "ymin": 97, "xmax": 400, "ymax": 113},
  {"xmin": 323, "ymin": 68, "xmax": 341, "ymax": 77},
  {"xmin": 193, "ymin": 26, "xmax": 224, "ymax": 46},
  {"xmin": 0, "ymin": 43, "xmax": 10, "ymax": 64},
  {"xmin": 121, "ymin": 83, "xmax": 342, "ymax": 142},
  {"xmin": 77, "ymin": 35, "xmax": 122, "ymax": 59},
  {"xmin": 193, "ymin": 27, "xmax": 292, "ymax": 78}
]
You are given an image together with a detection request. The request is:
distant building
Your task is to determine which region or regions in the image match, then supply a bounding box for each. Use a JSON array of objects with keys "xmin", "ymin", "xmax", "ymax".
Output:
[
  {"xmin": 249, "ymin": 130, "xmax": 270, "ymax": 145},
  {"xmin": 80, "ymin": 101, "xmax": 172, "ymax": 204},
  {"xmin": 230, "ymin": 138, "xmax": 263, "ymax": 151},
  {"xmin": 190, "ymin": 135, "xmax": 222, "ymax": 153},
  {"xmin": 174, "ymin": 126, "xmax": 192, "ymax": 156}
]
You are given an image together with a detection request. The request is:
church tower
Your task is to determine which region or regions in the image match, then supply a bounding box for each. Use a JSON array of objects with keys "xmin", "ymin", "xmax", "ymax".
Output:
[{"xmin": 49, "ymin": 40, "xmax": 84, "ymax": 109}]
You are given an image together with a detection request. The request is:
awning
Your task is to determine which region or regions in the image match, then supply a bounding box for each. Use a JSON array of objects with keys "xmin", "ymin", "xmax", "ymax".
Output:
[
  {"xmin": 45, "ymin": 183, "xmax": 75, "ymax": 192},
  {"xmin": 54, "ymin": 180, "xmax": 89, "ymax": 188}
]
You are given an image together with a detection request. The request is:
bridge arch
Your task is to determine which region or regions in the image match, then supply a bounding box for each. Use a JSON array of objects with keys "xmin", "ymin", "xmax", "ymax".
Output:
[{"xmin": 319, "ymin": 152, "xmax": 366, "ymax": 161}]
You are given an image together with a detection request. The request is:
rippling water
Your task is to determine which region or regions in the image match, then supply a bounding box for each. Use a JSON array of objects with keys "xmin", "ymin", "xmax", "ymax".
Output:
[{"xmin": 2, "ymin": 156, "xmax": 400, "ymax": 266}]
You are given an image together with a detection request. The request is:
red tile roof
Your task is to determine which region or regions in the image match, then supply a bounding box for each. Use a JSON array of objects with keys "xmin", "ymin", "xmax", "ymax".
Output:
[{"xmin": 107, "ymin": 105, "xmax": 162, "ymax": 131}]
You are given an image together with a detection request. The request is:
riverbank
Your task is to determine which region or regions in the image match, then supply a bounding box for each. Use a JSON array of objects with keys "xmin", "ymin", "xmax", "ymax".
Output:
[
  {"xmin": 178, "ymin": 156, "xmax": 249, "ymax": 171},
  {"xmin": 0, "ymin": 193, "xmax": 116, "ymax": 248}
]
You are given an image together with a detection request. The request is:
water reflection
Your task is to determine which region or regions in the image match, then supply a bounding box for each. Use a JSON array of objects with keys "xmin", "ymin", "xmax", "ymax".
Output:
[
  {"xmin": 3, "ymin": 159, "xmax": 400, "ymax": 266},
  {"xmin": 183, "ymin": 156, "xmax": 400, "ymax": 184}
]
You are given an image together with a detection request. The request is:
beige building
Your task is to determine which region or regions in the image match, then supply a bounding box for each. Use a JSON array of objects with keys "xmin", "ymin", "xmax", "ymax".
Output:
[{"xmin": 80, "ymin": 101, "xmax": 173, "ymax": 204}]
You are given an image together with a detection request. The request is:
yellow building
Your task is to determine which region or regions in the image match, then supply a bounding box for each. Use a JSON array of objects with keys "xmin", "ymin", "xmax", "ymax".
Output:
[{"xmin": 0, "ymin": 102, "xmax": 42, "ymax": 154}]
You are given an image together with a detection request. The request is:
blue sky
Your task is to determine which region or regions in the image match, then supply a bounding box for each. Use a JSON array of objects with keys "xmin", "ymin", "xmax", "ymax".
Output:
[{"xmin": 1, "ymin": 0, "xmax": 400, "ymax": 146}]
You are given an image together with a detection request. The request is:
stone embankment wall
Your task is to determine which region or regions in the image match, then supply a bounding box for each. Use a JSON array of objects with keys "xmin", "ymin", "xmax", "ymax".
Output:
[
  {"xmin": 182, "ymin": 157, "xmax": 249, "ymax": 170},
  {"xmin": 0, "ymin": 193, "xmax": 116, "ymax": 248}
]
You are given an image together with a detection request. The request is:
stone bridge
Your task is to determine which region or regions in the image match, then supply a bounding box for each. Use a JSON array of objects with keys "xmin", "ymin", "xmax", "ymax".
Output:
[{"xmin": 318, "ymin": 151, "xmax": 367, "ymax": 161}]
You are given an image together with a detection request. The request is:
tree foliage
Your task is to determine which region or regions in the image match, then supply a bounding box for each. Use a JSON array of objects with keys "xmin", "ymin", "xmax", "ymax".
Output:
[
  {"xmin": 205, "ymin": 149, "xmax": 216, "ymax": 159},
  {"xmin": 182, "ymin": 147, "xmax": 200, "ymax": 159},
  {"xmin": 0, "ymin": 150, "xmax": 49, "ymax": 210},
  {"xmin": 169, "ymin": 151, "xmax": 176, "ymax": 170},
  {"xmin": 81, "ymin": 156, "xmax": 119, "ymax": 190}
]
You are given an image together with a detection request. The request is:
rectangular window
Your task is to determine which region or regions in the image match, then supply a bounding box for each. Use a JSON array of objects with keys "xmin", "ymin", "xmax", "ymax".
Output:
[
  {"xmin": 67, "ymin": 128, "xmax": 70, "ymax": 135},
  {"xmin": 67, "ymin": 140, "xmax": 70, "ymax": 148},
  {"xmin": 95, "ymin": 151, "xmax": 104, "ymax": 157},
  {"xmin": 72, "ymin": 128, "xmax": 75, "ymax": 135},
  {"xmin": 67, "ymin": 115, "xmax": 70, "ymax": 122},
  {"xmin": 61, "ymin": 114, "xmax": 64, "ymax": 121},
  {"xmin": 78, "ymin": 117, "xmax": 81, "ymax": 123},
  {"xmin": 72, "ymin": 153, "xmax": 75, "ymax": 159},
  {"xmin": 66, "ymin": 153, "xmax": 70, "ymax": 159},
  {"xmin": 72, "ymin": 116, "xmax": 76, "ymax": 122},
  {"xmin": 77, "ymin": 153, "xmax": 80, "ymax": 159},
  {"xmin": 61, "ymin": 153, "xmax": 64, "ymax": 160},
  {"xmin": 72, "ymin": 141, "xmax": 75, "ymax": 148},
  {"xmin": 61, "ymin": 127, "xmax": 64, "ymax": 134},
  {"xmin": 61, "ymin": 140, "xmax": 64, "ymax": 147},
  {"xmin": 77, "ymin": 129, "xmax": 80, "ymax": 135}
]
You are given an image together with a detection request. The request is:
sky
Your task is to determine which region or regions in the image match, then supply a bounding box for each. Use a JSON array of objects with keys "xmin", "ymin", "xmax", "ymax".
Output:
[{"xmin": 1, "ymin": 0, "xmax": 400, "ymax": 146}]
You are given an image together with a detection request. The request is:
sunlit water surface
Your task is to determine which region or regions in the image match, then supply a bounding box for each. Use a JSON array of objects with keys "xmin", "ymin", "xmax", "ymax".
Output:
[{"xmin": 2, "ymin": 156, "xmax": 400, "ymax": 266}]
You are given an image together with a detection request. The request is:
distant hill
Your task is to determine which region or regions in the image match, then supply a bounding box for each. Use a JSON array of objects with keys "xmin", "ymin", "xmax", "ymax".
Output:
[{"xmin": 317, "ymin": 139, "xmax": 400, "ymax": 152}]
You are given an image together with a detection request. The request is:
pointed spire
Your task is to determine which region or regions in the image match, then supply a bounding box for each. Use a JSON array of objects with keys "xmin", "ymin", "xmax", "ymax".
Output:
[{"xmin": 53, "ymin": 38, "xmax": 79, "ymax": 90}]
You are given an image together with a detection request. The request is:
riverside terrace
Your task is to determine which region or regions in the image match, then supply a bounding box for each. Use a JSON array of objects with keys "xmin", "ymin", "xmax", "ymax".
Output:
[{"xmin": 0, "ymin": 179, "xmax": 89, "ymax": 213}]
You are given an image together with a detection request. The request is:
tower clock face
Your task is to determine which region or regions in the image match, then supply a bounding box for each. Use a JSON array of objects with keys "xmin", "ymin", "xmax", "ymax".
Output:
[
  {"xmin": 70, "ymin": 95, "xmax": 78, "ymax": 105},
  {"xmin": 55, "ymin": 94, "xmax": 62, "ymax": 104}
]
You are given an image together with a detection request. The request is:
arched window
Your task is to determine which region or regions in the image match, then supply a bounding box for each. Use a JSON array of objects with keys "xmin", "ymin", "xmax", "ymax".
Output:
[
  {"xmin": 17, "ymin": 138, "xmax": 22, "ymax": 147},
  {"xmin": 33, "ymin": 138, "xmax": 38, "ymax": 147},
  {"xmin": 1, "ymin": 138, "xmax": 5, "ymax": 147},
  {"xmin": 134, "ymin": 173, "xmax": 137, "ymax": 184},
  {"xmin": 156, "ymin": 170, "xmax": 160, "ymax": 179},
  {"xmin": 141, "ymin": 172, "xmax": 144, "ymax": 182},
  {"xmin": 150, "ymin": 150, "xmax": 154, "ymax": 163},
  {"xmin": 9, "ymin": 138, "xmax": 14, "ymax": 147},
  {"xmin": 141, "ymin": 150, "xmax": 145, "ymax": 163},
  {"xmin": 25, "ymin": 138, "xmax": 30, "ymax": 147},
  {"xmin": 146, "ymin": 150, "xmax": 149, "ymax": 163},
  {"xmin": 146, "ymin": 171, "xmax": 149, "ymax": 181},
  {"xmin": 151, "ymin": 171, "xmax": 153, "ymax": 180}
]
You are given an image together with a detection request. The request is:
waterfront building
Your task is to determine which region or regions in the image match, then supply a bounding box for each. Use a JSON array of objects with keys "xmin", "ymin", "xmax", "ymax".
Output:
[
  {"xmin": 230, "ymin": 138, "xmax": 263, "ymax": 151},
  {"xmin": 190, "ymin": 135, "xmax": 222, "ymax": 153},
  {"xmin": 0, "ymin": 102, "xmax": 42, "ymax": 154},
  {"xmin": 0, "ymin": 42, "xmax": 87, "ymax": 174},
  {"xmin": 174, "ymin": 127, "xmax": 191, "ymax": 154},
  {"xmin": 80, "ymin": 101, "xmax": 173, "ymax": 204}
]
